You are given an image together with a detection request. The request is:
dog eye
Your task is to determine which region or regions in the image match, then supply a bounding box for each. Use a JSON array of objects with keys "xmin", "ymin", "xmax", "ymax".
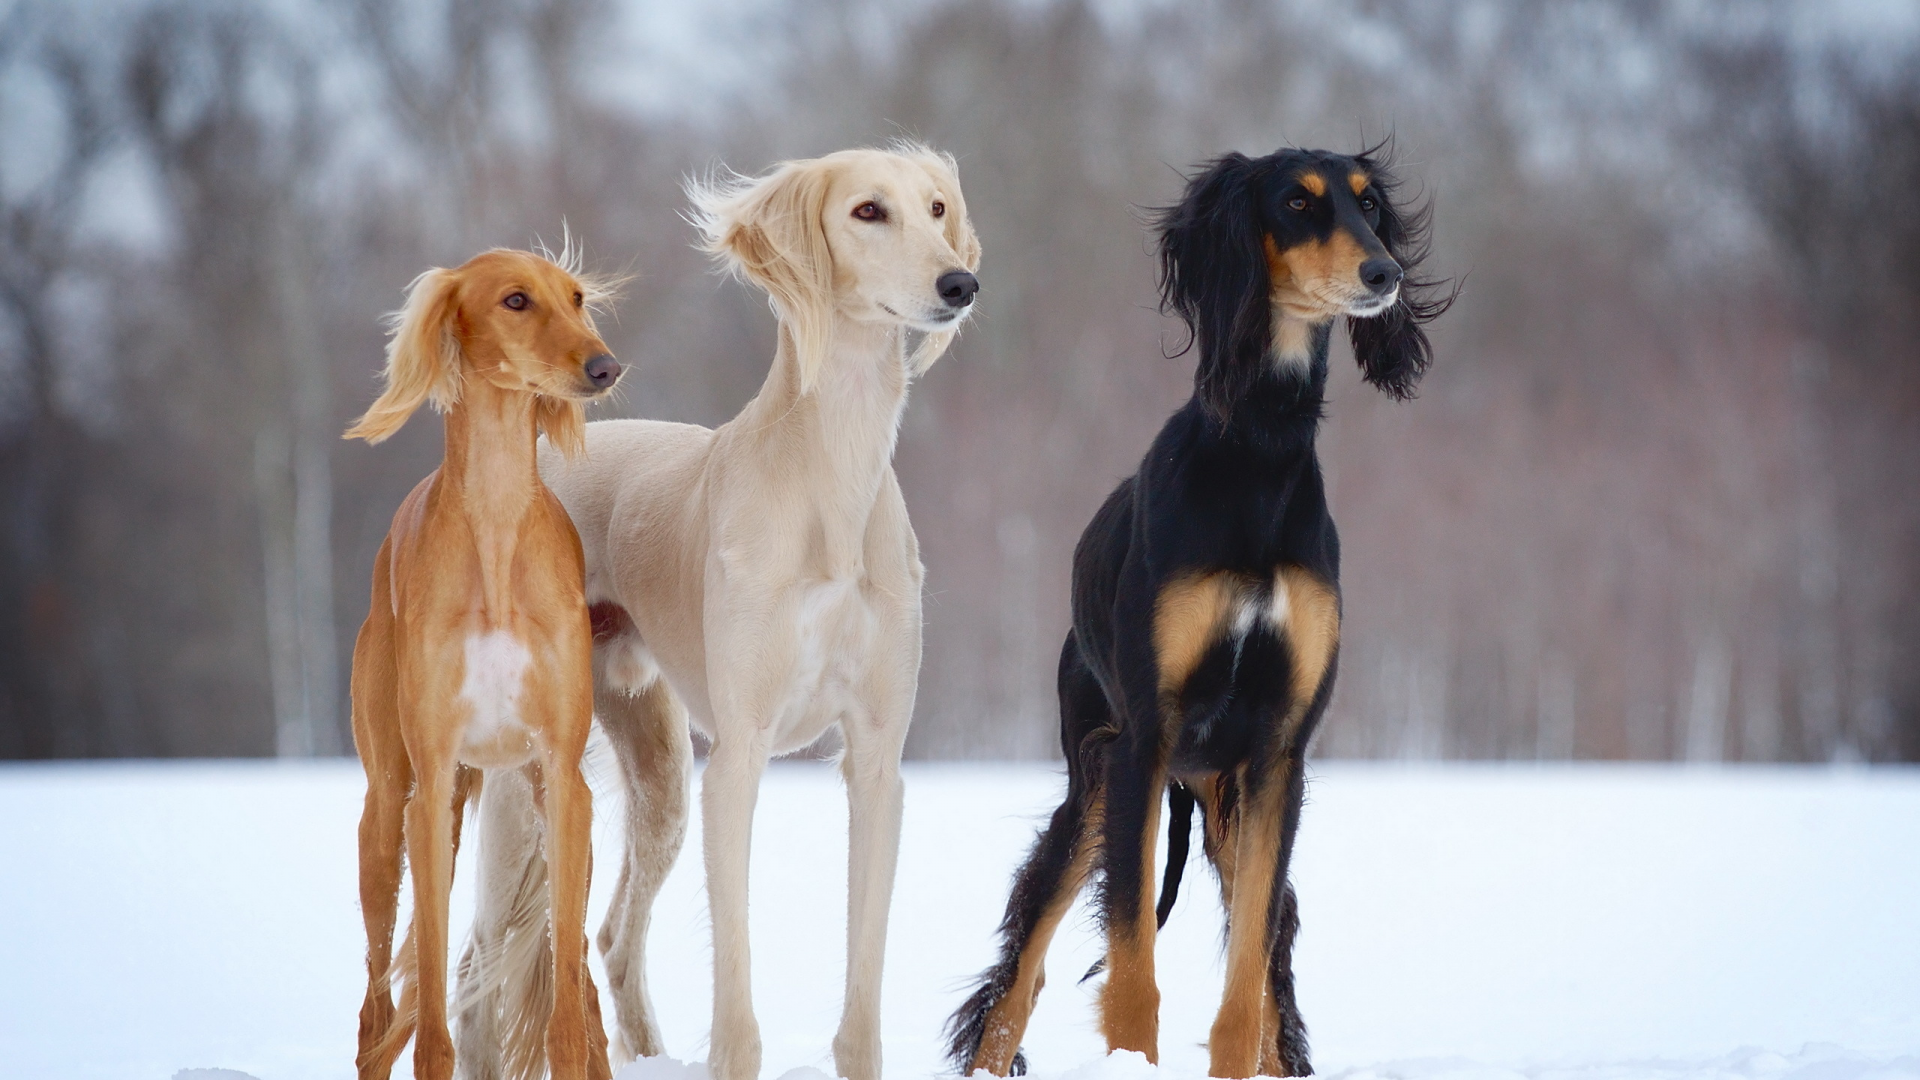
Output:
[
  {"xmin": 853, "ymin": 201, "xmax": 886, "ymax": 222},
  {"xmin": 573, "ymin": 291, "xmax": 584, "ymax": 307},
  {"xmin": 503, "ymin": 292, "xmax": 529, "ymax": 311},
  {"xmin": 1360, "ymin": 197, "xmax": 1377, "ymax": 212},
  {"xmin": 1287, "ymin": 197, "xmax": 1310, "ymax": 212},
  {"xmin": 931, "ymin": 200, "xmax": 945, "ymax": 218}
]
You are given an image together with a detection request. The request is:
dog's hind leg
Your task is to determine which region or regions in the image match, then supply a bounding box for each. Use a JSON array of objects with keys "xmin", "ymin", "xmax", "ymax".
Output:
[
  {"xmin": 595, "ymin": 677, "xmax": 692, "ymax": 1064},
  {"xmin": 946, "ymin": 637, "xmax": 1106, "ymax": 1077},
  {"xmin": 1265, "ymin": 877, "xmax": 1310, "ymax": 1078},
  {"xmin": 352, "ymin": 547, "xmax": 413, "ymax": 1080},
  {"xmin": 1096, "ymin": 732, "xmax": 1166, "ymax": 1063}
]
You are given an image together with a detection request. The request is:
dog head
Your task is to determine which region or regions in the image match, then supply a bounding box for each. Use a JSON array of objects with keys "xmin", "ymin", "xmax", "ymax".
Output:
[
  {"xmin": 1158, "ymin": 145, "xmax": 1452, "ymax": 420},
  {"xmin": 344, "ymin": 246, "xmax": 620, "ymax": 454},
  {"xmin": 692, "ymin": 143, "xmax": 982, "ymax": 391}
]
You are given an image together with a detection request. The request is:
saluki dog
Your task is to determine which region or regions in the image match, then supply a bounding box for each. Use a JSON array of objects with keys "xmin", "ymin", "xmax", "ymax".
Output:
[
  {"xmin": 346, "ymin": 247, "xmax": 622, "ymax": 1080},
  {"xmin": 456, "ymin": 145, "xmax": 980, "ymax": 1080},
  {"xmin": 947, "ymin": 147, "xmax": 1451, "ymax": 1080}
]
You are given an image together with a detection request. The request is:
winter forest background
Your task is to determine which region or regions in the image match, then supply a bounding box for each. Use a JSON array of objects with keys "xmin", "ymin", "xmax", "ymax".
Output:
[{"xmin": 1, "ymin": 0, "xmax": 1915, "ymax": 763}]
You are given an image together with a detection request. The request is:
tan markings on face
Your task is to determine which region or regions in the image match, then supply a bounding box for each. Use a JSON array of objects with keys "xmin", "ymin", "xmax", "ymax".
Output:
[
  {"xmin": 1276, "ymin": 565, "xmax": 1339, "ymax": 733},
  {"xmin": 1297, "ymin": 172, "xmax": 1327, "ymax": 198},
  {"xmin": 969, "ymin": 794, "xmax": 1103, "ymax": 1075},
  {"xmin": 1349, "ymin": 171, "xmax": 1370, "ymax": 196},
  {"xmin": 1153, "ymin": 572, "xmax": 1243, "ymax": 696},
  {"xmin": 1264, "ymin": 230, "xmax": 1373, "ymax": 320}
]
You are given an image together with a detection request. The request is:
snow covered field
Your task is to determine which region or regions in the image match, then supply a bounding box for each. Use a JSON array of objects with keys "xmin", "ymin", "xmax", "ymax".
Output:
[{"xmin": 2, "ymin": 759, "xmax": 1917, "ymax": 1080}]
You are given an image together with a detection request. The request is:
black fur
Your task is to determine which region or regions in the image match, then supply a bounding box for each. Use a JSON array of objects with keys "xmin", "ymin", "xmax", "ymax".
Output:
[{"xmin": 946, "ymin": 146, "xmax": 1449, "ymax": 1078}]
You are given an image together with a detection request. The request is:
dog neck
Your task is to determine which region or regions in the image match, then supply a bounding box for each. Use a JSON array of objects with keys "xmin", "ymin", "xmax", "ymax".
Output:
[
  {"xmin": 1269, "ymin": 312, "xmax": 1332, "ymax": 378},
  {"xmin": 440, "ymin": 374, "xmax": 542, "ymax": 620},
  {"xmin": 1204, "ymin": 312, "xmax": 1332, "ymax": 454},
  {"xmin": 733, "ymin": 316, "xmax": 911, "ymax": 572}
]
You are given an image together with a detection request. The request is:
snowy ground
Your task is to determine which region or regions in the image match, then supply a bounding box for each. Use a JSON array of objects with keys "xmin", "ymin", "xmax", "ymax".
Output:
[{"xmin": 2, "ymin": 758, "xmax": 1917, "ymax": 1080}]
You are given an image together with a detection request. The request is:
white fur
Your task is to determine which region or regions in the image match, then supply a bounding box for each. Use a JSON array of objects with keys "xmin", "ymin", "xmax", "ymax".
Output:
[
  {"xmin": 458, "ymin": 630, "xmax": 536, "ymax": 768},
  {"xmin": 455, "ymin": 147, "xmax": 981, "ymax": 1080},
  {"xmin": 1271, "ymin": 312, "xmax": 1316, "ymax": 372}
]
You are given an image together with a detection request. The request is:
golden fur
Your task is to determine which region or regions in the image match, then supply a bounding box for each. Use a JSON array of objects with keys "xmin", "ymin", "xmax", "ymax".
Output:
[{"xmin": 345, "ymin": 248, "xmax": 620, "ymax": 1080}]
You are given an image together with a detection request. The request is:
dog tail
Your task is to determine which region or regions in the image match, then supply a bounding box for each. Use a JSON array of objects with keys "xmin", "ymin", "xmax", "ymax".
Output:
[
  {"xmin": 1156, "ymin": 781, "xmax": 1195, "ymax": 927},
  {"xmin": 1077, "ymin": 782, "xmax": 1194, "ymax": 985},
  {"xmin": 453, "ymin": 767, "xmax": 557, "ymax": 1080}
]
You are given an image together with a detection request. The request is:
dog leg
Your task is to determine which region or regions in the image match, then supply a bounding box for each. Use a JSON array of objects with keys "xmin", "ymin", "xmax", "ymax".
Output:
[
  {"xmin": 703, "ymin": 733, "xmax": 768, "ymax": 1080},
  {"xmin": 596, "ymin": 678, "xmax": 692, "ymax": 1063},
  {"xmin": 1264, "ymin": 879, "xmax": 1309, "ymax": 1078},
  {"xmin": 1263, "ymin": 750, "xmax": 1312, "ymax": 1079},
  {"xmin": 948, "ymin": 638, "xmax": 1109, "ymax": 1077},
  {"xmin": 405, "ymin": 750, "xmax": 460, "ymax": 1080},
  {"xmin": 1098, "ymin": 738, "xmax": 1165, "ymax": 1063},
  {"xmin": 1207, "ymin": 759, "xmax": 1294, "ymax": 1079},
  {"xmin": 355, "ymin": 758, "xmax": 411, "ymax": 1080},
  {"xmin": 545, "ymin": 717, "xmax": 601, "ymax": 1080},
  {"xmin": 832, "ymin": 722, "xmax": 905, "ymax": 1080},
  {"xmin": 356, "ymin": 771, "xmax": 411, "ymax": 1080},
  {"xmin": 952, "ymin": 785, "xmax": 1098, "ymax": 1077},
  {"xmin": 353, "ymin": 552, "xmax": 412, "ymax": 1080}
]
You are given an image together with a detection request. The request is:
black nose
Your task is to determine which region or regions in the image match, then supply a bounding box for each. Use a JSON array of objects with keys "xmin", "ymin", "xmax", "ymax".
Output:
[
  {"xmin": 584, "ymin": 353, "xmax": 621, "ymax": 388},
  {"xmin": 936, "ymin": 270, "xmax": 979, "ymax": 308},
  {"xmin": 1360, "ymin": 258, "xmax": 1403, "ymax": 295}
]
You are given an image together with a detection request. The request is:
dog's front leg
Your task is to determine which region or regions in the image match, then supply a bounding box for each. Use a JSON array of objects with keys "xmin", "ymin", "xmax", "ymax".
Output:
[
  {"xmin": 545, "ymin": 743, "xmax": 603, "ymax": 1080},
  {"xmin": 403, "ymin": 748, "xmax": 461, "ymax": 1080},
  {"xmin": 703, "ymin": 730, "xmax": 769, "ymax": 1080},
  {"xmin": 832, "ymin": 709, "xmax": 907, "ymax": 1080}
]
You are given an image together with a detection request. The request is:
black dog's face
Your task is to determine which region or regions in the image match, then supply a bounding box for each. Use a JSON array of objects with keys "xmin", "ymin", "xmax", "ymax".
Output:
[
  {"xmin": 1259, "ymin": 152, "xmax": 1403, "ymax": 321},
  {"xmin": 1158, "ymin": 146, "xmax": 1451, "ymax": 416}
]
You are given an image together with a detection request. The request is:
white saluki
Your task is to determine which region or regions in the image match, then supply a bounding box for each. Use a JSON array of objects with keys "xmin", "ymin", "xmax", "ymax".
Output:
[{"xmin": 453, "ymin": 145, "xmax": 980, "ymax": 1080}]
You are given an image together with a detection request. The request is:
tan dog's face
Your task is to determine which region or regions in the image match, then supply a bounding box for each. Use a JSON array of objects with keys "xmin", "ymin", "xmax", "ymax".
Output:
[
  {"xmin": 452, "ymin": 250, "xmax": 620, "ymax": 400},
  {"xmin": 818, "ymin": 149, "xmax": 980, "ymax": 330}
]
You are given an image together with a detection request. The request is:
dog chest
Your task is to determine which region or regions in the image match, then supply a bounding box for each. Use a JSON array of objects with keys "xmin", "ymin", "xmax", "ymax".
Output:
[
  {"xmin": 457, "ymin": 629, "xmax": 538, "ymax": 767},
  {"xmin": 768, "ymin": 579, "xmax": 879, "ymax": 741}
]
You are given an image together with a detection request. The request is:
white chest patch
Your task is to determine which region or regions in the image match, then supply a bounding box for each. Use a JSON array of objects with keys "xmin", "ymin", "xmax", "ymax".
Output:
[
  {"xmin": 793, "ymin": 580, "xmax": 859, "ymax": 689},
  {"xmin": 767, "ymin": 579, "xmax": 877, "ymax": 749},
  {"xmin": 459, "ymin": 630, "xmax": 534, "ymax": 755},
  {"xmin": 1231, "ymin": 573, "xmax": 1291, "ymax": 639}
]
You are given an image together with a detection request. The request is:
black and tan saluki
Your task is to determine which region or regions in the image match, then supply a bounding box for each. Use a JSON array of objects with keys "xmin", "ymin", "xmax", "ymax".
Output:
[{"xmin": 946, "ymin": 147, "xmax": 1451, "ymax": 1079}]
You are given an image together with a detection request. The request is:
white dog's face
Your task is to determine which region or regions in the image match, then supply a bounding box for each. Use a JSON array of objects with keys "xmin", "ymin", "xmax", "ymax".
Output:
[{"xmin": 817, "ymin": 150, "xmax": 979, "ymax": 331}]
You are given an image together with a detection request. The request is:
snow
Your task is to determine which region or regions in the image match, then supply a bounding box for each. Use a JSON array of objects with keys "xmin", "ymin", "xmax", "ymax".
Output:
[{"xmin": 1, "ymin": 759, "xmax": 1917, "ymax": 1080}]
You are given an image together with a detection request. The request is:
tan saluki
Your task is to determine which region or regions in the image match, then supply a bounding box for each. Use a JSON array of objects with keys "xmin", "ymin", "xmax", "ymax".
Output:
[
  {"xmin": 346, "ymin": 246, "xmax": 622, "ymax": 1080},
  {"xmin": 455, "ymin": 145, "xmax": 980, "ymax": 1080}
]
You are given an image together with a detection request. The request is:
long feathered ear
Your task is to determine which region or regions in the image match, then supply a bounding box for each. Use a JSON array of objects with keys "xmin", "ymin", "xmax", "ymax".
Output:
[
  {"xmin": 536, "ymin": 397, "xmax": 586, "ymax": 457},
  {"xmin": 1347, "ymin": 147, "xmax": 1457, "ymax": 401},
  {"xmin": 1157, "ymin": 153, "xmax": 1272, "ymax": 424},
  {"xmin": 345, "ymin": 267, "xmax": 463, "ymax": 443},
  {"xmin": 902, "ymin": 143, "xmax": 982, "ymax": 374},
  {"xmin": 689, "ymin": 159, "xmax": 835, "ymax": 394}
]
